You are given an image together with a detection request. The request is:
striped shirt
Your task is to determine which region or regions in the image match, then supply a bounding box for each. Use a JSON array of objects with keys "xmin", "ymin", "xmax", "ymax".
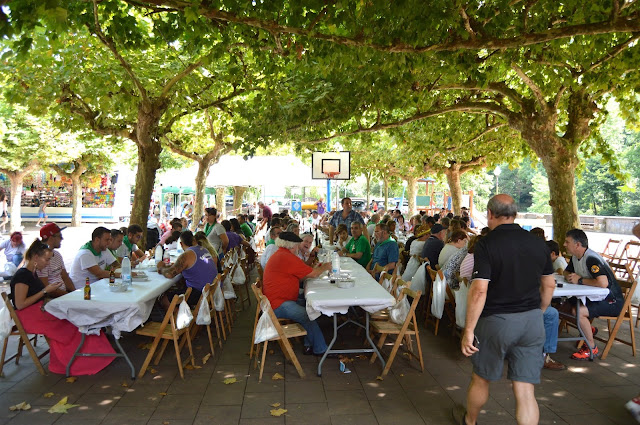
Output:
[{"xmin": 39, "ymin": 249, "xmax": 65, "ymax": 285}]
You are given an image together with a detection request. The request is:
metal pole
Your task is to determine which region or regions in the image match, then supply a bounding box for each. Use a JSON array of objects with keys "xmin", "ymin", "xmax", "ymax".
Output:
[{"xmin": 326, "ymin": 179, "xmax": 331, "ymax": 212}]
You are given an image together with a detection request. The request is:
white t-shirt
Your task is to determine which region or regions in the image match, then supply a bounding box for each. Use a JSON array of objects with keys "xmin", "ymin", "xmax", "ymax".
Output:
[
  {"xmin": 553, "ymin": 256, "xmax": 568, "ymax": 272},
  {"xmin": 260, "ymin": 244, "xmax": 278, "ymax": 269},
  {"xmin": 115, "ymin": 241, "xmax": 139, "ymax": 259},
  {"xmin": 438, "ymin": 244, "xmax": 461, "ymax": 269},
  {"xmin": 69, "ymin": 247, "xmax": 117, "ymax": 288},
  {"xmin": 206, "ymin": 223, "xmax": 226, "ymax": 253},
  {"xmin": 0, "ymin": 239, "xmax": 26, "ymax": 262},
  {"xmin": 39, "ymin": 249, "xmax": 66, "ymax": 285}
]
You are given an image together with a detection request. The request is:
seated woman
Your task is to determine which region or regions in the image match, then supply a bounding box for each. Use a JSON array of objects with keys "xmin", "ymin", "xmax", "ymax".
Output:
[
  {"xmin": 438, "ymin": 230, "xmax": 468, "ymax": 269},
  {"xmin": 297, "ymin": 232, "xmax": 319, "ymax": 266},
  {"xmin": 194, "ymin": 231, "xmax": 220, "ymax": 271},
  {"xmin": 157, "ymin": 231, "xmax": 217, "ymax": 307},
  {"xmin": 1, "ymin": 232, "xmax": 26, "ymax": 267},
  {"xmin": 335, "ymin": 224, "xmax": 349, "ymax": 251},
  {"xmin": 459, "ymin": 235, "xmax": 484, "ymax": 282},
  {"xmin": 10, "ymin": 239, "xmax": 115, "ymax": 375},
  {"xmin": 262, "ymin": 232, "xmax": 332, "ymax": 356}
]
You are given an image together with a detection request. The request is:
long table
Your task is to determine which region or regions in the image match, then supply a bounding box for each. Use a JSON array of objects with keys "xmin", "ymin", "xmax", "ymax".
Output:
[
  {"xmin": 45, "ymin": 267, "xmax": 181, "ymax": 377},
  {"xmin": 553, "ymin": 275, "xmax": 610, "ymax": 361},
  {"xmin": 305, "ymin": 257, "xmax": 395, "ymax": 376}
]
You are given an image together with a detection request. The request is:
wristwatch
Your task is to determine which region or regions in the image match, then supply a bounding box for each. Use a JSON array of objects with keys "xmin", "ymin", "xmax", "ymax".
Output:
[
  {"xmin": 42, "ymin": 288, "xmax": 47, "ymax": 295},
  {"xmin": 578, "ymin": 278, "xmax": 584, "ymax": 285}
]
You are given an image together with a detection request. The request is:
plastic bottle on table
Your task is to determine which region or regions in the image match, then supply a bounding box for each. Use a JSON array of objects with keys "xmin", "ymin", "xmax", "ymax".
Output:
[
  {"xmin": 331, "ymin": 251, "xmax": 340, "ymax": 277},
  {"xmin": 121, "ymin": 256, "xmax": 132, "ymax": 287},
  {"xmin": 163, "ymin": 248, "xmax": 170, "ymax": 265},
  {"xmin": 154, "ymin": 244, "xmax": 163, "ymax": 264}
]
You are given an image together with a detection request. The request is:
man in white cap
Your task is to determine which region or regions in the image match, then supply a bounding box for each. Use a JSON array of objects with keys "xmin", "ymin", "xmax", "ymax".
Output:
[{"xmin": 38, "ymin": 223, "xmax": 74, "ymax": 294}]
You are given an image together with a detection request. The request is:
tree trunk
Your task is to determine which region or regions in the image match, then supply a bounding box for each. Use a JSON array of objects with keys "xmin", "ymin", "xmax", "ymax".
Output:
[
  {"xmin": 233, "ymin": 186, "xmax": 246, "ymax": 216},
  {"xmin": 406, "ymin": 176, "xmax": 418, "ymax": 218},
  {"xmin": 192, "ymin": 159, "xmax": 211, "ymax": 231},
  {"xmin": 541, "ymin": 153, "xmax": 580, "ymax": 245},
  {"xmin": 383, "ymin": 178, "xmax": 389, "ymax": 211},
  {"xmin": 444, "ymin": 165, "xmax": 462, "ymax": 215},
  {"xmin": 364, "ymin": 172, "xmax": 371, "ymax": 208},
  {"xmin": 130, "ymin": 141, "xmax": 162, "ymax": 246},
  {"xmin": 215, "ymin": 187, "xmax": 225, "ymax": 218},
  {"xmin": 8, "ymin": 174, "xmax": 23, "ymax": 232},
  {"xmin": 70, "ymin": 174, "xmax": 83, "ymax": 227}
]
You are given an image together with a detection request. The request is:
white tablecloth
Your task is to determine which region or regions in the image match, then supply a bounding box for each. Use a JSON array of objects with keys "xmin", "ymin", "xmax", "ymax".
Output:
[
  {"xmin": 553, "ymin": 275, "xmax": 610, "ymax": 304},
  {"xmin": 45, "ymin": 266, "xmax": 181, "ymax": 338},
  {"xmin": 304, "ymin": 257, "xmax": 395, "ymax": 320}
]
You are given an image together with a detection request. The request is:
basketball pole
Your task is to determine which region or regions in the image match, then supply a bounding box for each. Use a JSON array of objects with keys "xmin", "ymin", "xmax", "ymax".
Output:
[{"xmin": 326, "ymin": 178, "xmax": 331, "ymax": 212}]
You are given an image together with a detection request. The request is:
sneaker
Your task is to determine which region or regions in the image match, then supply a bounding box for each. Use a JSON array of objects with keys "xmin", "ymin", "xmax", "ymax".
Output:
[
  {"xmin": 571, "ymin": 344, "xmax": 599, "ymax": 360},
  {"xmin": 543, "ymin": 354, "xmax": 566, "ymax": 370},
  {"xmin": 592, "ymin": 326, "xmax": 598, "ymax": 337},
  {"xmin": 625, "ymin": 396, "xmax": 640, "ymax": 423}
]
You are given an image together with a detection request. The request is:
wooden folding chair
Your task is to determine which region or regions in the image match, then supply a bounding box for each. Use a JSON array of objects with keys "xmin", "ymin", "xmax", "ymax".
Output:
[
  {"xmin": 424, "ymin": 265, "xmax": 439, "ymax": 334},
  {"xmin": 236, "ymin": 258, "xmax": 252, "ymax": 311},
  {"xmin": 182, "ymin": 282, "xmax": 223, "ymax": 356},
  {"xmin": 254, "ymin": 293, "xmax": 307, "ymax": 382},
  {"xmin": 0, "ymin": 293, "xmax": 49, "ymax": 377},
  {"xmin": 369, "ymin": 287, "xmax": 423, "ymax": 378},
  {"xmin": 601, "ymin": 238, "xmax": 624, "ymax": 263},
  {"xmin": 136, "ymin": 289, "xmax": 195, "ymax": 379},
  {"xmin": 220, "ymin": 267, "xmax": 236, "ymax": 330},
  {"xmin": 594, "ymin": 264, "xmax": 637, "ymax": 360},
  {"xmin": 208, "ymin": 273, "xmax": 228, "ymax": 341}
]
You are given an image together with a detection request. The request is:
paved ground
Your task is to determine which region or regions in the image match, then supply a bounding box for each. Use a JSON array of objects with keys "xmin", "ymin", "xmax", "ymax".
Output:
[{"xmin": 1, "ymin": 223, "xmax": 639, "ymax": 424}]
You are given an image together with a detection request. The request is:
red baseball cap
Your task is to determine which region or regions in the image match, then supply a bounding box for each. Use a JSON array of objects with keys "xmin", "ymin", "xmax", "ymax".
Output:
[{"xmin": 40, "ymin": 223, "xmax": 67, "ymax": 239}]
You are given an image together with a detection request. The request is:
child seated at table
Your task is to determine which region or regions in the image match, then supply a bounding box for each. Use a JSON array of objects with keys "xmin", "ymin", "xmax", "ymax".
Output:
[{"xmin": 10, "ymin": 239, "xmax": 115, "ymax": 375}]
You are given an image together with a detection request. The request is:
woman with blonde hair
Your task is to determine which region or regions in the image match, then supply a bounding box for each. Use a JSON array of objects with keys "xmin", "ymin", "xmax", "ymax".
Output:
[{"xmin": 194, "ymin": 231, "xmax": 220, "ymax": 271}]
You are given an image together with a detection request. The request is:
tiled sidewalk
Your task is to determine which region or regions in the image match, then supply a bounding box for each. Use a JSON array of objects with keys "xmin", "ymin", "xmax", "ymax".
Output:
[{"xmin": 1, "ymin": 298, "xmax": 639, "ymax": 425}]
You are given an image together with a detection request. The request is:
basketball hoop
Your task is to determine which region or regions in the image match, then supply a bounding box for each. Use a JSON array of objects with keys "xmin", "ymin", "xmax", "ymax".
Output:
[{"xmin": 323, "ymin": 171, "xmax": 339, "ymax": 180}]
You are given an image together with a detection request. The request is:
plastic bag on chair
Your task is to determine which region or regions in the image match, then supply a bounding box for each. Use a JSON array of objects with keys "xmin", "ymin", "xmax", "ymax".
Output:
[
  {"xmin": 380, "ymin": 273, "xmax": 392, "ymax": 292},
  {"xmin": 431, "ymin": 272, "xmax": 446, "ymax": 320},
  {"xmin": 0, "ymin": 302, "xmax": 12, "ymax": 342},
  {"xmin": 223, "ymin": 273, "xmax": 237, "ymax": 300},
  {"xmin": 254, "ymin": 298, "xmax": 278, "ymax": 344},
  {"xmin": 176, "ymin": 299, "xmax": 193, "ymax": 330},
  {"xmin": 389, "ymin": 296, "xmax": 410, "ymax": 325},
  {"xmin": 402, "ymin": 256, "xmax": 421, "ymax": 281},
  {"xmin": 232, "ymin": 264, "xmax": 245, "ymax": 285},
  {"xmin": 454, "ymin": 281, "xmax": 469, "ymax": 329},
  {"xmin": 196, "ymin": 289, "xmax": 211, "ymax": 325},
  {"xmin": 410, "ymin": 264, "xmax": 427, "ymax": 294},
  {"xmin": 213, "ymin": 284, "xmax": 225, "ymax": 311}
]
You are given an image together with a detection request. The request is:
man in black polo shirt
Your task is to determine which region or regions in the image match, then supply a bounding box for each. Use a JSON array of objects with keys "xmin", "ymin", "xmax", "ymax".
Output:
[
  {"xmin": 420, "ymin": 223, "xmax": 447, "ymax": 266},
  {"xmin": 456, "ymin": 195, "xmax": 555, "ymax": 425}
]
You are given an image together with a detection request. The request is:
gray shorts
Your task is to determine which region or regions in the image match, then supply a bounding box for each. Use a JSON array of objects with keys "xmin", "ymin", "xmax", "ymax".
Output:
[{"xmin": 471, "ymin": 309, "xmax": 544, "ymax": 384}]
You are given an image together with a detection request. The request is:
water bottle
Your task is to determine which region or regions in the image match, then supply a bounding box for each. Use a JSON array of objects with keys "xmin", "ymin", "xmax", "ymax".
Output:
[
  {"xmin": 163, "ymin": 248, "xmax": 170, "ymax": 265},
  {"xmin": 154, "ymin": 244, "xmax": 163, "ymax": 264},
  {"xmin": 331, "ymin": 251, "xmax": 340, "ymax": 277},
  {"xmin": 121, "ymin": 256, "xmax": 132, "ymax": 288}
]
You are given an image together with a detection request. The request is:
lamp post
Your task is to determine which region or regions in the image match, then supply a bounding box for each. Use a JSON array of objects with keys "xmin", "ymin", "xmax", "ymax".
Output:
[{"xmin": 494, "ymin": 166, "xmax": 502, "ymax": 194}]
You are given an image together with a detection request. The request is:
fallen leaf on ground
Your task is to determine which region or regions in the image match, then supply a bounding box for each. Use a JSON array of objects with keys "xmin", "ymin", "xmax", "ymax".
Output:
[
  {"xmin": 400, "ymin": 374, "xmax": 404, "ymax": 377},
  {"xmin": 121, "ymin": 382, "xmax": 129, "ymax": 387},
  {"xmin": 65, "ymin": 377, "xmax": 77, "ymax": 383},
  {"xmin": 48, "ymin": 396, "xmax": 79, "ymax": 414},
  {"xmin": 149, "ymin": 368, "xmax": 158, "ymax": 374},
  {"xmin": 270, "ymin": 408, "xmax": 287, "ymax": 417},
  {"xmin": 355, "ymin": 355, "xmax": 368, "ymax": 360},
  {"xmin": 403, "ymin": 352, "xmax": 410, "ymax": 357},
  {"xmin": 196, "ymin": 346, "xmax": 202, "ymax": 350},
  {"xmin": 202, "ymin": 354, "xmax": 211, "ymax": 364},
  {"xmin": 275, "ymin": 362, "xmax": 282, "ymax": 366},
  {"xmin": 271, "ymin": 402, "xmax": 281, "ymax": 407},
  {"xmin": 376, "ymin": 376, "xmax": 384, "ymax": 381},
  {"xmin": 184, "ymin": 364, "xmax": 201, "ymax": 370},
  {"xmin": 268, "ymin": 349, "xmax": 274, "ymax": 354},
  {"xmin": 159, "ymin": 392, "xmax": 168, "ymax": 396},
  {"xmin": 223, "ymin": 378, "xmax": 237, "ymax": 384},
  {"xmin": 43, "ymin": 392, "xmax": 54, "ymax": 398},
  {"xmin": 9, "ymin": 402, "xmax": 31, "ymax": 411},
  {"xmin": 338, "ymin": 356, "xmax": 354, "ymax": 363},
  {"xmin": 271, "ymin": 373, "xmax": 284, "ymax": 380},
  {"xmin": 138, "ymin": 342, "xmax": 152, "ymax": 350},
  {"xmin": 162, "ymin": 422, "xmax": 170, "ymax": 425}
]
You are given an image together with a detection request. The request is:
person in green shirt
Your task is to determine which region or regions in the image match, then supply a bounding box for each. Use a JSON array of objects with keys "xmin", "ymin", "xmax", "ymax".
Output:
[
  {"xmin": 238, "ymin": 214, "xmax": 254, "ymax": 239},
  {"xmin": 341, "ymin": 222, "xmax": 371, "ymax": 268}
]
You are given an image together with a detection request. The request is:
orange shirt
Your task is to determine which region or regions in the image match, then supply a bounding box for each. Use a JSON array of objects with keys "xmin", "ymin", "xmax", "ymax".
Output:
[{"xmin": 263, "ymin": 248, "xmax": 312, "ymax": 310}]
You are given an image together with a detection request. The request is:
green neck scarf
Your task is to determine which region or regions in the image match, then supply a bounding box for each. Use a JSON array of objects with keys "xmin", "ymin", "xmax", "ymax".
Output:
[
  {"xmin": 123, "ymin": 235, "xmax": 133, "ymax": 251},
  {"xmin": 266, "ymin": 239, "xmax": 275, "ymax": 246},
  {"xmin": 204, "ymin": 223, "xmax": 214, "ymax": 236},
  {"xmin": 81, "ymin": 241, "xmax": 100, "ymax": 256}
]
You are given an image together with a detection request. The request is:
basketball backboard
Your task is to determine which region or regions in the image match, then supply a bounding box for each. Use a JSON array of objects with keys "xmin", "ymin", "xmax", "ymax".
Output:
[{"xmin": 311, "ymin": 151, "xmax": 351, "ymax": 180}]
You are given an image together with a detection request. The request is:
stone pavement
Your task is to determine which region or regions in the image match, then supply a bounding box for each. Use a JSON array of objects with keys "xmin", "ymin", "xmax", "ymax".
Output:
[{"xmin": 1, "ymin": 291, "xmax": 639, "ymax": 425}]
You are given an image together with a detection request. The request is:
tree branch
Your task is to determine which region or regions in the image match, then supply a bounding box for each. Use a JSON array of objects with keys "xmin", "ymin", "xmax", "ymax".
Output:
[
  {"xmin": 584, "ymin": 32, "xmax": 640, "ymax": 74},
  {"xmin": 163, "ymin": 137, "xmax": 201, "ymax": 161},
  {"xmin": 61, "ymin": 86, "xmax": 132, "ymax": 139},
  {"xmin": 459, "ymin": 6, "xmax": 476, "ymax": 39},
  {"xmin": 302, "ymin": 102, "xmax": 509, "ymax": 144},
  {"xmin": 458, "ymin": 156, "xmax": 487, "ymax": 173},
  {"xmin": 436, "ymin": 81, "xmax": 526, "ymax": 109},
  {"xmin": 137, "ymin": 2, "xmax": 640, "ymax": 53},
  {"xmin": 511, "ymin": 63, "xmax": 548, "ymax": 111},
  {"xmin": 90, "ymin": 0, "xmax": 149, "ymax": 104},
  {"xmin": 160, "ymin": 60, "xmax": 203, "ymax": 98}
]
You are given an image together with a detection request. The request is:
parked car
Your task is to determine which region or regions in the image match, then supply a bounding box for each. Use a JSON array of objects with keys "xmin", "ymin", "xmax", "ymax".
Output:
[{"xmin": 351, "ymin": 198, "xmax": 367, "ymax": 212}]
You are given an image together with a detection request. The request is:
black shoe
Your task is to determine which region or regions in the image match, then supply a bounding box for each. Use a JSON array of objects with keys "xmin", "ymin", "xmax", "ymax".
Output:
[
  {"xmin": 303, "ymin": 346, "xmax": 313, "ymax": 356},
  {"xmin": 315, "ymin": 351, "xmax": 339, "ymax": 359},
  {"xmin": 452, "ymin": 405, "xmax": 477, "ymax": 425}
]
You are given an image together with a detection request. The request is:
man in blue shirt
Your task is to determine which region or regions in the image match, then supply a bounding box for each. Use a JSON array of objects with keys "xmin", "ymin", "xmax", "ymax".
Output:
[
  {"xmin": 368, "ymin": 222, "xmax": 398, "ymax": 277},
  {"xmin": 329, "ymin": 197, "xmax": 367, "ymax": 243}
]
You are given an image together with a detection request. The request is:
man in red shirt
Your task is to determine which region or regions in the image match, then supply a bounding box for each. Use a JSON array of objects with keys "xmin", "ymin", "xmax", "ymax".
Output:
[{"xmin": 263, "ymin": 232, "xmax": 331, "ymax": 355}]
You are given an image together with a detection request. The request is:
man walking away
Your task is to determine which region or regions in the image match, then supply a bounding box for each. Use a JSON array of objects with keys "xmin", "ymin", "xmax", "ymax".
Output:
[{"xmin": 457, "ymin": 194, "xmax": 555, "ymax": 425}]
